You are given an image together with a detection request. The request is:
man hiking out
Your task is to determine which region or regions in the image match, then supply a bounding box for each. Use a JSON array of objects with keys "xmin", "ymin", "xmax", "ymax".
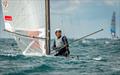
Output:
[{"xmin": 52, "ymin": 28, "xmax": 70, "ymax": 57}]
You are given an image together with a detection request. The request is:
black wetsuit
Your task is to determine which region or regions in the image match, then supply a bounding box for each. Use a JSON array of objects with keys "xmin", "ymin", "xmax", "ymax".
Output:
[{"xmin": 53, "ymin": 36, "xmax": 70, "ymax": 57}]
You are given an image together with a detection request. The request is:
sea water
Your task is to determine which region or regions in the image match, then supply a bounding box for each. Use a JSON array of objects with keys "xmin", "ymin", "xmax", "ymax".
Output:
[{"xmin": 0, "ymin": 38, "xmax": 120, "ymax": 75}]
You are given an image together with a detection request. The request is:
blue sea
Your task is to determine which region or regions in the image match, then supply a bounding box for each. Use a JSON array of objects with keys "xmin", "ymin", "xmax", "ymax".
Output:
[{"xmin": 0, "ymin": 38, "xmax": 120, "ymax": 75}]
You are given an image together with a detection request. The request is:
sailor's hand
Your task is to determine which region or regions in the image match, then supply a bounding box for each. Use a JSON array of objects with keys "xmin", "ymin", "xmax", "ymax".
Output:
[
  {"xmin": 64, "ymin": 44, "xmax": 68, "ymax": 49},
  {"xmin": 64, "ymin": 44, "xmax": 67, "ymax": 47}
]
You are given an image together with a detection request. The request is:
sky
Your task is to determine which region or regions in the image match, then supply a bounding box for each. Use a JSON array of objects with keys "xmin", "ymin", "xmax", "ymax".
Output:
[
  {"xmin": 0, "ymin": 0, "xmax": 120, "ymax": 39},
  {"xmin": 50, "ymin": 0, "xmax": 120, "ymax": 39}
]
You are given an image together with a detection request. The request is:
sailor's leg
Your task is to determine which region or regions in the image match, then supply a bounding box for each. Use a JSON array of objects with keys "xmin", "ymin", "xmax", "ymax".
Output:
[
  {"xmin": 54, "ymin": 53, "xmax": 59, "ymax": 56},
  {"xmin": 54, "ymin": 48, "xmax": 66, "ymax": 56},
  {"xmin": 63, "ymin": 50, "xmax": 70, "ymax": 57}
]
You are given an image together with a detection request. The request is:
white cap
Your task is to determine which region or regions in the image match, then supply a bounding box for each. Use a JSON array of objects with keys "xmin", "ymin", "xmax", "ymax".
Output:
[{"xmin": 55, "ymin": 28, "xmax": 61, "ymax": 32}]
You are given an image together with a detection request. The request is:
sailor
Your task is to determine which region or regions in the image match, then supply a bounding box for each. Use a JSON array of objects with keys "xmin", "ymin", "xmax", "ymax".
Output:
[{"xmin": 52, "ymin": 28, "xmax": 70, "ymax": 57}]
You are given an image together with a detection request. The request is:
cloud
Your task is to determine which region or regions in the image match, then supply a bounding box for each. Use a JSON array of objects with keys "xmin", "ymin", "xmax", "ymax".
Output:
[
  {"xmin": 51, "ymin": 0, "xmax": 120, "ymax": 15},
  {"xmin": 51, "ymin": 0, "xmax": 81, "ymax": 15},
  {"xmin": 68, "ymin": 0, "xmax": 81, "ymax": 10},
  {"xmin": 103, "ymin": 0, "xmax": 120, "ymax": 6}
]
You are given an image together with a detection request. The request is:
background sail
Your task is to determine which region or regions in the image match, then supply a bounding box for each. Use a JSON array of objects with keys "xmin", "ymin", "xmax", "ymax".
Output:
[
  {"xmin": 1, "ymin": 0, "xmax": 46, "ymax": 56},
  {"xmin": 111, "ymin": 11, "xmax": 116, "ymax": 38}
]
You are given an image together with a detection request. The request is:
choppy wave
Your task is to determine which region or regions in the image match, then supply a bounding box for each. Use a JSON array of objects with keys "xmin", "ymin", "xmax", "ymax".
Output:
[{"xmin": 0, "ymin": 38, "xmax": 120, "ymax": 75}]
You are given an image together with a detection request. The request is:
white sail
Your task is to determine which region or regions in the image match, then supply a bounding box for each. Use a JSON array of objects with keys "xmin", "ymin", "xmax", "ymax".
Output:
[{"xmin": 1, "ymin": 0, "xmax": 47, "ymax": 56}]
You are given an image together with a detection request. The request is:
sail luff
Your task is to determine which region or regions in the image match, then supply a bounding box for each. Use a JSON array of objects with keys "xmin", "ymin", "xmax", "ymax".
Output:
[
  {"xmin": 0, "ymin": 0, "xmax": 12, "ymax": 38},
  {"xmin": 0, "ymin": 0, "xmax": 4, "ymax": 37}
]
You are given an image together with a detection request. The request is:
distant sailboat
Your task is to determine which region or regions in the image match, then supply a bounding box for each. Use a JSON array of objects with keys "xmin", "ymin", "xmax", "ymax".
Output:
[
  {"xmin": 1, "ymin": 0, "xmax": 51, "ymax": 56},
  {"xmin": 110, "ymin": 11, "xmax": 118, "ymax": 39}
]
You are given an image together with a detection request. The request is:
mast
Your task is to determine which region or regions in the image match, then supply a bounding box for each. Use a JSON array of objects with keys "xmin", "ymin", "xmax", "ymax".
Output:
[
  {"xmin": 111, "ymin": 11, "xmax": 116, "ymax": 38},
  {"xmin": 45, "ymin": 0, "xmax": 50, "ymax": 55}
]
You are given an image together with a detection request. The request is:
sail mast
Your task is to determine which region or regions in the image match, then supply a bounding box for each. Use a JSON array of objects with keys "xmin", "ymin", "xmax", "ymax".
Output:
[{"xmin": 45, "ymin": 0, "xmax": 50, "ymax": 55}]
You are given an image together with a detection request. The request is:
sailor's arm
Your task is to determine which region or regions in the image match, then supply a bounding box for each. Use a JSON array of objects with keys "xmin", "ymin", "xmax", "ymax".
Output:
[
  {"xmin": 62, "ymin": 36, "xmax": 69, "ymax": 48},
  {"xmin": 52, "ymin": 40, "xmax": 56, "ymax": 50}
]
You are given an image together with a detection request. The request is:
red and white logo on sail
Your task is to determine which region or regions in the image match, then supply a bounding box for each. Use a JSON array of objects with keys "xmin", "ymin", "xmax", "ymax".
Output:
[{"xmin": 4, "ymin": 16, "xmax": 12, "ymax": 21}]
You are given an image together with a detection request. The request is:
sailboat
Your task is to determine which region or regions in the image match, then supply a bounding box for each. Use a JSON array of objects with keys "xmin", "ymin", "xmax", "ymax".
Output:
[
  {"xmin": 110, "ymin": 11, "xmax": 119, "ymax": 40},
  {"xmin": 1, "ymin": 0, "xmax": 51, "ymax": 56},
  {"xmin": 1, "ymin": 0, "xmax": 104, "ymax": 57}
]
